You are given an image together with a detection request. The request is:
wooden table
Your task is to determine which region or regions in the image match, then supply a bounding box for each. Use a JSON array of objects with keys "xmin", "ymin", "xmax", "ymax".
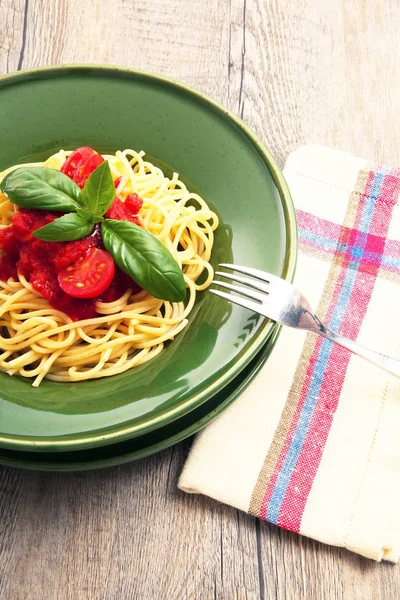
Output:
[{"xmin": 1, "ymin": 1, "xmax": 400, "ymax": 598}]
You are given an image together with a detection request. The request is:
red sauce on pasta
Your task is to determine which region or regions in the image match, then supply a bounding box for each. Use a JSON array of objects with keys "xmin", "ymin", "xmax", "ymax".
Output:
[{"xmin": 0, "ymin": 152, "xmax": 143, "ymax": 320}]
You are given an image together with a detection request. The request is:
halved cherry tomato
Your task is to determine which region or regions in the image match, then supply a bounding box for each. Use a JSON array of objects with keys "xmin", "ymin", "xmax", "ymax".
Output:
[
  {"xmin": 61, "ymin": 147, "xmax": 104, "ymax": 188},
  {"xmin": 58, "ymin": 247, "xmax": 115, "ymax": 299}
]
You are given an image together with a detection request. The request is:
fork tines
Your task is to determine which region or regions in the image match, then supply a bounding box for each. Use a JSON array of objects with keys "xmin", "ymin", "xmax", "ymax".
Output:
[
  {"xmin": 214, "ymin": 270, "xmax": 270, "ymax": 295},
  {"xmin": 218, "ymin": 263, "xmax": 281, "ymax": 284},
  {"xmin": 210, "ymin": 263, "xmax": 272, "ymax": 313}
]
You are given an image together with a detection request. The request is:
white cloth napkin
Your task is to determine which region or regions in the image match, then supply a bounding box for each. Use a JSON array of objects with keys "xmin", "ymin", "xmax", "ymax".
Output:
[{"xmin": 178, "ymin": 145, "xmax": 400, "ymax": 562}]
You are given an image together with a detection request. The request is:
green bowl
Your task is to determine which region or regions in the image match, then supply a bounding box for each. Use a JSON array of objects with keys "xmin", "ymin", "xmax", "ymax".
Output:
[
  {"xmin": 0, "ymin": 326, "xmax": 281, "ymax": 471},
  {"xmin": 0, "ymin": 65, "xmax": 297, "ymax": 452}
]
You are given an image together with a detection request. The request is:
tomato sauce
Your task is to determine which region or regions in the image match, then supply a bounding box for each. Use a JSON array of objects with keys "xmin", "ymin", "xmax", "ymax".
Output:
[
  {"xmin": 105, "ymin": 194, "xmax": 143, "ymax": 226},
  {"xmin": 0, "ymin": 154, "xmax": 144, "ymax": 320}
]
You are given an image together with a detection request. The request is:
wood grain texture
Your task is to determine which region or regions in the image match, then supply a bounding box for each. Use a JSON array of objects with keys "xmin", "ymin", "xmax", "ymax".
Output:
[{"xmin": 1, "ymin": 0, "xmax": 400, "ymax": 598}]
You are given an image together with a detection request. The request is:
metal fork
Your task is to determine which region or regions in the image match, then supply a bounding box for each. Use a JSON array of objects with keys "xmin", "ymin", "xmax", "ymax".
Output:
[{"xmin": 211, "ymin": 263, "xmax": 400, "ymax": 378}]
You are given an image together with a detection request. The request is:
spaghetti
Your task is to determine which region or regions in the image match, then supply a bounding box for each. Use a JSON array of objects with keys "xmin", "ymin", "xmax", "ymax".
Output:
[{"xmin": 0, "ymin": 149, "xmax": 218, "ymax": 386}]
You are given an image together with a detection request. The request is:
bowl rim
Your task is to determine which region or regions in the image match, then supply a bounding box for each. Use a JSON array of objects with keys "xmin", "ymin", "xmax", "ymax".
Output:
[{"xmin": 0, "ymin": 64, "xmax": 298, "ymax": 451}]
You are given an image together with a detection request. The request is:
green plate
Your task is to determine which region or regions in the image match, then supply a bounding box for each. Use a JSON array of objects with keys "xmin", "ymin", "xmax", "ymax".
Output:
[
  {"xmin": 0, "ymin": 325, "xmax": 281, "ymax": 470},
  {"xmin": 0, "ymin": 65, "xmax": 297, "ymax": 452}
]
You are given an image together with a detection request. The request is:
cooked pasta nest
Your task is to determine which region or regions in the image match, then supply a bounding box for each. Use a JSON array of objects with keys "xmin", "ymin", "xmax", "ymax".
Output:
[{"xmin": 0, "ymin": 149, "xmax": 218, "ymax": 386}]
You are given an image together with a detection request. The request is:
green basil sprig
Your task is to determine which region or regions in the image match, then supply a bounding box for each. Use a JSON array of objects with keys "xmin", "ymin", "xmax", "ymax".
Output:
[
  {"xmin": 81, "ymin": 160, "xmax": 115, "ymax": 218},
  {"xmin": 102, "ymin": 220, "xmax": 186, "ymax": 302},
  {"xmin": 33, "ymin": 213, "xmax": 94, "ymax": 242},
  {"xmin": 1, "ymin": 167, "xmax": 82, "ymax": 212},
  {"xmin": 0, "ymin": 162, "xmax": 186, "ymax": 302},
  {"xmin": 31, "ymin": 162, "xmax": 115, "ymax": 241}
]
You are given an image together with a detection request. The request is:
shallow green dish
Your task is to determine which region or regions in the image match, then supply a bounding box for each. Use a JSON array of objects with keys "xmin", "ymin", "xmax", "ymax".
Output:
[
  {"xmin": 0, "ymin": 325, "xmax": 281, "ymax": 470},
  {"xmin": 0, "ymin": 65, "xmax": 297, "ymax": 452}
]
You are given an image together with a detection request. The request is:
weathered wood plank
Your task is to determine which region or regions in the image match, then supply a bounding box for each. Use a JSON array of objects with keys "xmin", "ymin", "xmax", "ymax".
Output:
[
  {"xmin": 0, "ymin": 0, "xmax": 26, "ymax": 74},
  {"xmin": 1, "ymin": 0, "xmax": 400, "ymax": 598}
]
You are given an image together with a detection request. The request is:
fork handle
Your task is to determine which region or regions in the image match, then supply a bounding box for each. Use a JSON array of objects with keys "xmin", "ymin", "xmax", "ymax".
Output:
[{"xmin": 315, "ymin": 325, "xmax": 400, "ymax": 378}]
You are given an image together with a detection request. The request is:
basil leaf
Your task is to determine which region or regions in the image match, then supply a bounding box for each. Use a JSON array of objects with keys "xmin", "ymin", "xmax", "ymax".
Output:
[
  {"xmin": 76, "ymin": 206, "xmax": 102, "ymax": 224},
  {"xmin": 101, "ymin": 219, "xmax": 186, "ymax": 302},
  {"xmin": 33, "ymin": 213, "xmax": 94, "ymax": 242},
  {"xmin": 0, "ymin": 167, "xmax": 83, "ymax": 212},
  {"xmin": 81, "ymin": 161, "xmax": 115, "ymax": 217}
]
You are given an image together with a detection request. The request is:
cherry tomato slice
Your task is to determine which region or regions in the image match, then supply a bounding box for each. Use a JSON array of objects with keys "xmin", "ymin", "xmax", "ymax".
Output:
[
  {"xmin": 58, "ymin": 247, "xmax": 115, "ymax": 299},
  {"xmin": 61, "ymin": 147, "xmax": 104, "ymax": 188}
]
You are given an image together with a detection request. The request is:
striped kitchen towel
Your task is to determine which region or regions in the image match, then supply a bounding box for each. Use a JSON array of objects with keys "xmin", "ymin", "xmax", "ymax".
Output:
[{"xmin": 178, "ymin": 144, "xmax": 400, "ymax": 562}]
